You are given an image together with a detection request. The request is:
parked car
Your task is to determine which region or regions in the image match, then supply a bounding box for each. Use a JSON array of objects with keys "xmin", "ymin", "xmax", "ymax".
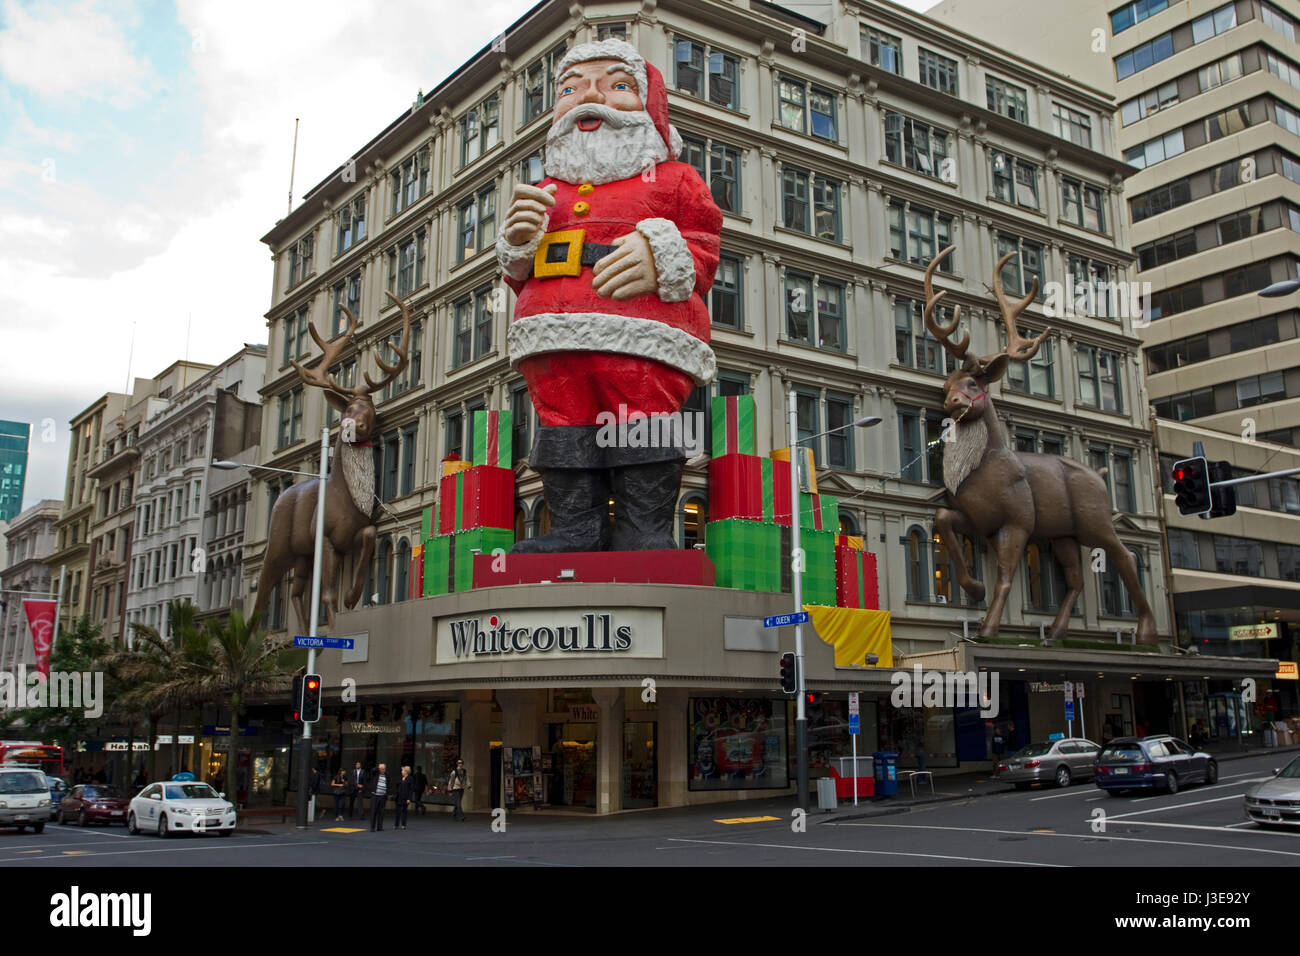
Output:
[
  {"xmin": 0, "ymin": 767, "xmax": 52, "ymax": 832},
  {"xmin": 127, "ymin": 781, "xmax": 236, "ymax": 837},
  {"xmin": 1093, "ymin": 735, "xmax": 1218, "ymax": 795},
  {"xmin": 58, "ymin": 784, "xmax": 130, "ymax": 826},
  {"xmin": 994, "ymin": 738, "xmax": 1101, "ymax": 789},
  {"xmin": 1243, "ymin": 756, "xmax": 1300, "ymax": 828}
]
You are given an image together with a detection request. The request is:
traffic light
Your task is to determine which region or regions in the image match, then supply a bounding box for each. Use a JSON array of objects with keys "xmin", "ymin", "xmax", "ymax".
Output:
[
  {"xmin": 779, "ymin": 652, "xmax": 797, "ymax": 695},
  {"xmin": 290, "ymin": 675, "xmax": 303, "ymax": 725},
  {"xmin": 301, "ymin": 673, "xmax": 323, "ymax": 723},
  {"xmin": 1208, "ymin": 460, "xmax": 1236, "ymax": 518},
  {"xmin": 1172, "ymin": 456, "xmax": 1211, "ymax": 516}
]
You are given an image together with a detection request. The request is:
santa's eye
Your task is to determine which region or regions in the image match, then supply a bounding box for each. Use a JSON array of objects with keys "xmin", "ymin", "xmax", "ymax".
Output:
[
  {"xmin": 560, "ymin": 86, "xmax": 575, "ymax": 96},
  {"xmin": 613, "ymin": 82, "xmax": 629, "ymax": 90}
]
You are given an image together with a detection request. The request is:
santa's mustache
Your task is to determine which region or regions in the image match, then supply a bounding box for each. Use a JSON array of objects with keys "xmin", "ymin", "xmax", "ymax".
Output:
[{"xmin": 550, "ymin": 102, "xmax": 647, "ymax": 137}]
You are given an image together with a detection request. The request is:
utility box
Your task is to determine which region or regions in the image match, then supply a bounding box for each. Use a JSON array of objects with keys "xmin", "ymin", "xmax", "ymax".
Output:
[{"xmin": 873, "ymin": 751, "xmax": 899, "ymax": 797}]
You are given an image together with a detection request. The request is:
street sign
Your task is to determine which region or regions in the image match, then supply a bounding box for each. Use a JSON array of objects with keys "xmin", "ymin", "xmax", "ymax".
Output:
[
  {"xmin": 179, "ymin": 735, "xmax": 194, "ymax": 744},
  {"xmin": 848, "ymin": 692, "xmax": 860, "ymax": 716},
  {"xmin": 1065, "ymin": 700, "xmax": 1075, "ymax": 722},
  {"xmin": 1076, "ymin": 682, "xmax": 1085, "ymax": 699},
  {"xmin": 1048, "ymin": 732, "xmax": 1064, "ymax": 740},
  {"xmin": 849, "ymin": 713, "xmax": 860, "ymax": 735},
  {"xmin": 294, "ymin": 635, "xmax": 355, "ymax": 649},
  {"xmin": 763, "ymin": 612, "xmax": 809, "ymax": 628},
  {"xmin": 1063, "ymin": 681, "xmax": 1074, "ymax": 702}
]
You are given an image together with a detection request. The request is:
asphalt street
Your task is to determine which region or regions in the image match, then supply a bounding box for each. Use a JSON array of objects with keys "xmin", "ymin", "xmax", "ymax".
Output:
[{"xmin": 1, "ymin": 751, "xmax": 1294, "ymax": 868}]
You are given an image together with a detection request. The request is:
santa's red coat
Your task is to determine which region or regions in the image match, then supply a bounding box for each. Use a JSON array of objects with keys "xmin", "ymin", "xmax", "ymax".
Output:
[{"xmin": 503, "ymin": 163, "xmax": 722, "ymax": 427}]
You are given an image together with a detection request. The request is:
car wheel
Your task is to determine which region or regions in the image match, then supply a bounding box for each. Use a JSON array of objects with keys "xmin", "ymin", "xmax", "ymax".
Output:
[
  {"xmin": 159, "ymin": 814, "xmax": 171, "ymax": 838},
  {"xmin": 1205, "ymin": 761, "xmax": 1218, "ymax": 785},
  {"xmin": 127, "ymin": 812, "xmax": 140, "ymax": 835},
  {"xmin": 78, "ymin": 810, "xmax": 87, "ymax": 828},
  {"xmin": 1055, "ymin": 766, "xmax": 1072, "ymax": 788},
  {"xmin": 1165, "ymin": 772, "xmax": 1178, "ymax": 795},
  {"xmin": 1014, "ymin": 782, "xmax": 1031, "ymax": 791},
  {"xmin": 32, "ymin": 823, "xmax": 44, "ymax": 834}
]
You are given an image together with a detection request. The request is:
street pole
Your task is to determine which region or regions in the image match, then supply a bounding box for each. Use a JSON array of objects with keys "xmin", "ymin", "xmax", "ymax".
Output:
[
  {"xmin": 296, "ymin": 426, "xmax": 329, "ymax": 829},
  {"xmin": 788, "ymin": 391, "xmax": 808, "ymax": 815}
]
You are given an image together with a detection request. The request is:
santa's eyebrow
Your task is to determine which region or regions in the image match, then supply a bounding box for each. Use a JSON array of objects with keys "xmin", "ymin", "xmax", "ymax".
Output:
[{"xmin": 556, "ymin": 68, "xmax": 583, "ymax": 86}]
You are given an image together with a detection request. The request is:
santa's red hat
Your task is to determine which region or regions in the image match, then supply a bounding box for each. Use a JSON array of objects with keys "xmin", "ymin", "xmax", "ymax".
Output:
[{"xmin": 555, "ymin": 39, "xmax": 683, "ymax": 159}]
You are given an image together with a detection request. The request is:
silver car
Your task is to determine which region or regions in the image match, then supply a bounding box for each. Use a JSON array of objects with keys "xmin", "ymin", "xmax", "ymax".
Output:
[
  {"xmin": 1244, "ymin": 756, "xmax": 1300, "ymax": 828},
  {"xmin": 994, "ymin": 738, "xmax": 1101, "ymax": 789}
]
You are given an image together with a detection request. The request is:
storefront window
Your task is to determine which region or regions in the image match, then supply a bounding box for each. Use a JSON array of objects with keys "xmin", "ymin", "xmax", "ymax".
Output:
[
  {"xmin": 689, "ymin": 697, "xmax": 789, "ymax": 790},
  {"xmin": 806, "ymin": 696, "xmax": 878, "ymax": 773}
]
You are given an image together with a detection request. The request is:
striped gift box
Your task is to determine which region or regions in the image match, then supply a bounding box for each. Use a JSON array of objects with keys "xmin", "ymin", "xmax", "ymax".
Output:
[
  {"xmin": 708, "ymin": 454, "xmax": 778, "ymax": 522},
  {"xmin": 710, "ymin": 394, "xmax": 757, "ymax": 457},
  {"xmin": 835, "ymin": 534, "xmax": 864, "ymax": 551},
  {"xmin": 777, "ymin": 527, "xmax": 837, "ymax": 605},
  {"xmin": 424, "ymin": 528, "xmax": 514, "ymax": 595},
  {"xmin": 771, "ymin": 446, "xmax": 817, "ymax": 493},
  {"xmin": 437, "ymin": 466, "xmax": 515, "ymax": 535},
  {"xmin": 409, "ymin": 545, "xmax": 424, "ymax": 600},
  {"xmin": 472, "ymin": 409, "xmax": 513, "ymax": 468},
  {"xmin": 705, "ymin": 519, "xmax": 781, "ymax": 592},
  {"xmin": 836, "ymin": 547, "xmax": 879, "ymax": 609}
]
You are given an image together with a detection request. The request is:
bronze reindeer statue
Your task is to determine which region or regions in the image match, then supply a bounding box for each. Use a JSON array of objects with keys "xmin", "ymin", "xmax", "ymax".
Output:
[
  {"xmin": 252, "ymin": 292, "xmax": 411, "ymax": 633},
  {"xmin": 924, "ymin": 247, "xmax": 1157, "ymax": 645}
]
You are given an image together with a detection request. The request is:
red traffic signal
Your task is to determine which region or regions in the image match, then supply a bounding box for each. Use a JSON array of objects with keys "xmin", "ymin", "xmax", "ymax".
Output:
[
  {"xmin": 300, "ymin": 673, "xmax": 323, "ymax": 723},
  {"xmin": 1172, "ymin": 456, "xmax": 1211, "ymax": 516},
  {"xmin": 779, "ymin": 652, "xmax": 797, "ymax": 695}
]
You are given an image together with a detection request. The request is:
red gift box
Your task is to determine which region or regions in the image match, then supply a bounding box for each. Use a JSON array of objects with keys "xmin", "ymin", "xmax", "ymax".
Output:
[
  {"xmin": 437, "ymin": 465, "xmax": 515, "ymax": 535},
  {"xmin": 409, "ymin": 546, "xmax": 424, "ymax": 600},
  {"xmin": 836, "ymin": 547, "xmax": 879, "ymax": 609},
  {"xmin": 708, "ymin": 454, "xmax": 764, "ymax": 522}
]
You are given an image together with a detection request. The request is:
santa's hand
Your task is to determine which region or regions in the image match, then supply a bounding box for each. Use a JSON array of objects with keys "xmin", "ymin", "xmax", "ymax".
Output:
[
  {"xmin": 592, "ymin": 232, "xmax": 658, "ymax": 301},
  {"xmin": 503, "ymin": 183, "xmax": 557, "ymax": 246}
]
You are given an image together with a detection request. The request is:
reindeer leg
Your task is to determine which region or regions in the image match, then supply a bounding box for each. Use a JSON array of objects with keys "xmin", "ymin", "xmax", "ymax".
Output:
[
  {"xmin": 980, "ymin": 525, "xmax": 1029, "ymax": 638},
  {"xmin": 288, "ymin": 557, "xmax": 310, "ymax": 634},
  {"xmin": 345, "ymin": 525, "xmax": 377, "ymax": 610},
  {"xmin": 1048, "ymin": 538, "xmax": 1083, "ymax": 641},
  {"xmin": 935, "ymin": 507, "xmax": 985, "ymax": 602},
  {"xmin": 318, "ymin": 544, "xmax": 341, "ymax": 632},
  {"xmin": 1102, "ymin": 539, "xmax": 1158, "ymax": 645}
]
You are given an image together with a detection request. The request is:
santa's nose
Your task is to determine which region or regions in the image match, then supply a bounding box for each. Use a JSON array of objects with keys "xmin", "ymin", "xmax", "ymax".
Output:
[{"xmin": 579, "ymin": 84, "xmax": 604, "ymax": 104}]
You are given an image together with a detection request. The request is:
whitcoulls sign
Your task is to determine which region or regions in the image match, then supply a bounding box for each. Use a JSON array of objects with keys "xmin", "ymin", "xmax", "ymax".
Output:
[{"xmin": 436, "ymin": 607, "xmax": 664, "ymax": 662}]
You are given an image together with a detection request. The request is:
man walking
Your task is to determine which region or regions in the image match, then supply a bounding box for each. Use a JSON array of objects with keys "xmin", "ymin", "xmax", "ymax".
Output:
[
  {"xmin": 349, "ymin": 761, "xmax": 366, "ymax": 819},
  {"xmin": 368, "ymin": 763, "xmax": 393, "ymax": 832},
  {"xmin": 448, "ymin": 759, "xmax": 470, "ymax": 821}
]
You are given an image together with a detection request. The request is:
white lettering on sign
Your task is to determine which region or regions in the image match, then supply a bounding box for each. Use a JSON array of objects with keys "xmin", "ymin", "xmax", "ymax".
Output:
[{"xmin": 436, "ymin": 607, "xmax": 664, "ymax": 662}]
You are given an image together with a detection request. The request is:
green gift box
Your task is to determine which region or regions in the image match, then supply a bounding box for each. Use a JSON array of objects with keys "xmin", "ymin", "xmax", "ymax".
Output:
[
  {"xmin": 472, "ymin": 409, "xmax": 513, "ymax": 469},
  {"xmin": 421, "ymin": 505, "xmax": 434, "ymax": 543},
  {"xmin": 423, "ymin": 527, "xmax": 514, "ymax": 595},
  {"xmin": 711, "ymin": 394, "xmax": 757, "ymax": 457},
  {"xmin": 706, "ymin": 519, "xmax": 781, "ymax": 592}
]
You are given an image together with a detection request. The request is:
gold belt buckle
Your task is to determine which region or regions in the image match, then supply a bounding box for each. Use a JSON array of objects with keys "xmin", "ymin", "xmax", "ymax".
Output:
[{"xmin": 534, "ymin": 229, "xmax": 586, "ymax": 279}]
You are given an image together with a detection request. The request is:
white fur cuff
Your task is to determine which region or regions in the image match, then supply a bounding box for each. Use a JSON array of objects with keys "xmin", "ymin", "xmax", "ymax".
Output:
[
  {"xmin": 508, "ymin": 311, "xmax": 717, "ymax": 385},
  {"xmin": 635, "ymin": 218, "xmax": 696, "ymax": 303},
  {"xmin": 496, "ymin": 214, "xmax": 549, "ymax": 282}
]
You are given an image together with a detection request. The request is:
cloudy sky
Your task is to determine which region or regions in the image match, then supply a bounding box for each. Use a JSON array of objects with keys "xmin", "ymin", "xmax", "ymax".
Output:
[{"xmin": 0, "ymin": 0, "xmax": 932, "ymax": 510}]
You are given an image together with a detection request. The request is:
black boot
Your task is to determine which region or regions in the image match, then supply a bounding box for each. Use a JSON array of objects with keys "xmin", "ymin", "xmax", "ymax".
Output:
[
  {"xmin": 611, "ymin": 460, "xmax": 684, "ymax": 551},
  {"xmin": 511, "ymin": 468, "xmax": 612, "ymax": 553}
]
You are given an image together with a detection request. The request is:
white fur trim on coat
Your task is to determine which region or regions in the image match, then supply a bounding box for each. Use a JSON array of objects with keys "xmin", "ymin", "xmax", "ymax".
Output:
[
  {"xmin": 508, "ymin": 312, "xmax": 716, "ymax": 385},
  {"xmin": 557, "ymin": 39, "xmax": 648, "ymax": 99},
  {"xmin": 496, "ymin": 213, "xmax": 549, "ymax": 282},
  {"xmin": 635, "ymin": 218, "xmax": 695, "ymax": 303}
]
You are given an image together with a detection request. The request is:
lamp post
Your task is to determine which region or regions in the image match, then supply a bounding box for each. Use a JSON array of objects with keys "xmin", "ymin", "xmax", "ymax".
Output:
[
  {"xmin": 785, "ymin": 396, "xmax": 881, "ymax": 813},
  {"xmin": 214, "ymin": 425, "xmax": 329, "ymax": 829},
  {"xmin": 1259, "ymin": 279, "xmax": 1300, "ymax": 298}
]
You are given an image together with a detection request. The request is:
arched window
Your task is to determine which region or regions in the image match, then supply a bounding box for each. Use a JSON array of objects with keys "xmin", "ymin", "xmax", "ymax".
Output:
[
  {"xmin": 514, "ymin": 505, "xmax": 526, "ymax": 540},
  {"xmin": 932, "ymin": 531, "xmax": 952, "ymax": 604},
  {"xmin": 1024, "ymin": 541, "xmax": 1079, "ymax": 615},
  {"xmin": 1102, "ymin": 546, "xmax": 1144, "ymax": 617},
  {"xmin": 932, "ymin": 532, "xmax": 985, "ymax": 607},
  {"xmin": 905, "ymin": 526, "xmax": 928, "ymax": 601},
  {"xmin": 838, "ymin": 512, "xmax": 859, "ymax": 537},
  {"xmin": 535, "ymin": 500, "xmax": 551, "ymax": 537},
  {"xmin": 680, "ymin": 494, "xmax": 707, "ymax": 548},
  {"xmin": 395, "ymin": 539, "xmax": 410, "ymax": 602},
  {"xmin": 377, "ymin": 537, "xmax": 392, "ymax": 605}
]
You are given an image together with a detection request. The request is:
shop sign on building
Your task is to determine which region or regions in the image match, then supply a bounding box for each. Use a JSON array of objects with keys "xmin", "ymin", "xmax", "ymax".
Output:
[
  {"xmin": 436, "ymin": 607, "xmax": 664, "ymax": 662},
  {"xmin": 345, "ymin": 722, "xmax": 403, "ymax": 735},
  {"xmin": 1228, "ymin": 623, "xmax": 1279, "ymax": 641},
  {"xmin": 568, "ymin": 704, "xmax": 599, "ymax": 722},
  {"xmin": 1277, "ymin": 662, "xmax": 1298, "ymax": 681}
]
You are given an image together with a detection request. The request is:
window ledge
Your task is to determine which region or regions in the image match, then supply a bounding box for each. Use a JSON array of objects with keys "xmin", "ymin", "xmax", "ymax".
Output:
[
  {"xmin": 985, "ymin": 194, "xmax": 1044, "ymax": 217},
  {"xmin": 768, "ymin": 121, "xmax": 846, "ymax": 151},
  {"xmin": 454, "ymin": 141, "xmax": 506, "ymax": 179},
  {"xmin": 450, "ymin": 350, "xmax": 501, "ymax": 375},
  {"xmin": 772, "ymin": 224, "xmax": 849, "ymax": 249},
  {"xmin": 668, "ymin": 91, "xmax": 747, "ymax": 120},
  {"xmin": 711, "ymin": 323, "xmax": 755, "ymax": 338},
  {"xmin": 878, "ymin": 158, "xmax": 957, "ymax": 188},
  {"xmin": 888, "ymin": 361, "xmax": 956, "ymax": 379},
  {"xmin": 881, "ymin": 256, "xmax": 962, "ymax": 283},
  {"xmin": 1058, "ymin": 220, "xmax": 1112, "ymax": 240},
  {"xmin": 778, "ymin": 336, "xmax": 855, "ymax": 360},
  {"xmin": 450, "ymin": 250, "xmax": 494, "ymax": 274},
  {"xmin": 721, "ymin": 210, "xmax": 752, "ymax": 225}
]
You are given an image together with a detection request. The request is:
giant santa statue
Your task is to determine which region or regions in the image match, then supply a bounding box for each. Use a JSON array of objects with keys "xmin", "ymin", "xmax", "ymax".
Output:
[{"xmin": 497, "ymin": 39, "xmax": 723, "ymax": 553}]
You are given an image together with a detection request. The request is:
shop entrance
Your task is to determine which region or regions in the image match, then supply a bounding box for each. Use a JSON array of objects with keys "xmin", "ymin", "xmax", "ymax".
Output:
[
  {"xmin": 547, "ymin": 723, "xmax": 597, "ymax": 810},
  {"xmin": 622, "ymin": 722, "xmax": 657, "ymax": 809}
]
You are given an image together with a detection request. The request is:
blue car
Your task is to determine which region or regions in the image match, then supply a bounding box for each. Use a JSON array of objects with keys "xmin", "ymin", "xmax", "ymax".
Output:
[{"xmin": 1093, "ymin": 735, "xmax": 1218, "ymax": 796}]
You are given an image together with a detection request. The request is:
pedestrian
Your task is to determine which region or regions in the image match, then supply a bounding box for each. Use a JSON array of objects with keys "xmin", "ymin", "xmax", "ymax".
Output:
[
  {"xmin": 448, "ymin": 759, "xmax": 470, "ymax": 821},
  {"xmin": 330, "ymin": 770, "xmax": 348, "ymax": 821},
  {"xmin": 413, "ymin": 765, "xmax": 428, "ymax": 815},
  {"xmin": 395, "ymin": 766, "xmax": 415, "ymax": 830},
  {"xmin": 349, "ymin": 761, "xmax": 366, "ymax": 819},
  {"xmin": 368, "ymin": 763, "xmax": 393, "ymax": 831}
]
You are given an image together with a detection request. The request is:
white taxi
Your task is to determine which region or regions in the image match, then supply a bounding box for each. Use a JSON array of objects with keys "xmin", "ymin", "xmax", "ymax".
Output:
[{"xmin": 127, "ymin": 780, "xmax": 236, "ymax": 837}]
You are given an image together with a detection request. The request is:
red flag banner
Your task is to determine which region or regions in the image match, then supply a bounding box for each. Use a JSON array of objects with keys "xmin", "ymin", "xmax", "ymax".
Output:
[{"xmin": 22, "ymin": 599, "xmax": 56, "ymax": 679}]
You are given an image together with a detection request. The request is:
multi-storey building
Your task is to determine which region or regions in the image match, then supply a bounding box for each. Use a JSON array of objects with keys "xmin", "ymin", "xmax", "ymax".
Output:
[
  {"xmin": 1, "ymin": 499, "xmax": 61, "ymax": 674},
  {"xmin": 931, "ymin": 0, "xmax": 1300, "ymax": 743},
  {"xmin": 125, "ymin": 350, "xmax": 264, "ymax": 638},
  {"xmin": 0, "ymin": 421, "xmax": 30, "ymax": 524},
  {"xmin": 244, "ymin": 0, "xmax": 1272, "ymax": 811}
]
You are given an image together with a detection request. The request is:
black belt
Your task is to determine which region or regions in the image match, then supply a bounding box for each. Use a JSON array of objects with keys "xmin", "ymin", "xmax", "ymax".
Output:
[{"xmin": 539, "ymin": 240, "xmax": 617, "ymax": 267}]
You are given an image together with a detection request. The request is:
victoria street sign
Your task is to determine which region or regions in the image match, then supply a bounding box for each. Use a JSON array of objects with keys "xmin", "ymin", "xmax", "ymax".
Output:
[
  {"xmin": 294, "ymin": 636, "xmax": 355, "ymax": 650},
  {"xmin": 764, "ymin": 612, "xmax": 809, "ymax": 628}
]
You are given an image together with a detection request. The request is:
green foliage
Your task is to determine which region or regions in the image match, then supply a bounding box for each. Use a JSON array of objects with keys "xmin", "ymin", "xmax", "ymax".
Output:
[{"xmin": 0, "ymin": 615, "xmax": 111, "ymax": 752}]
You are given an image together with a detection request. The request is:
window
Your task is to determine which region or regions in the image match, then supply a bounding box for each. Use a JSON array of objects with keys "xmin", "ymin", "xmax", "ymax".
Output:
[
  {"xmin": 1076, "ymin": 345, "xmax": 1124, "ymax": 413},
  {"xmin": 387, "ymin": 229, "xmax": 427, "ymax": 297},
  {"xmin": 1167, "ymin": 528, "xmax": 1199, "ymax": 570},
  {"xmin": 1204, "ymin": 103, "xmax": 1251, "ymax": 142},
  {"xmin": 1266, "ymin": 51, "xmax": 1300, "ymax": 92},
  {"xmin": 1005, "ymin": 331, "xmax": 1055, "ymax": 397},
  {"xmin": 1120, "ymin": 80, "xmax": 1179, "ymax": 126},
  {"xmin": 1198, "ymin": 52, "xmax": 1244, "ymax": 93},
  {"xmin": 510, "ymin": 383, "xmax": 533, "ymax": 466},
  {"xmin": 894, "ymin": 297, "xmax": 958, "ymax": 374},
  {"xmin": 1115, "ymin": 32, "xmax": 1174, "ymax": 80},
  {"xmin": 390, "ymin": 147, "xmax": 431, "ymax": 216},
  {"xmin": 995, "ymin": 235, "xmax": 1044, "ymax": 298},
  {"xmin": 825, "ymin": 394, "xmax": 854, "ymax": 469},
  {"xmin": 986, "ymin": 77, "xmax": 1028, "ymax": 123},
  {"xmin": 1279, "ymin": 545, "xmax": 1300, "ymax": 582},
  {"xmin": 674, "ymin": 38, "xmax": 738, "ymax": 110},
  {"xmin": 990, "ymin": 151, "xmax": 1038, "ymax": 208},
  {"xmin": 336, "ymin": 193, "xmax": 366, "ymax": 255},
  {"xmin": 597, "ymin": 22, "xmax": 627, "ymax": 40},
  {"xmin": 679, "ymin": 134, "xmax": 741, "ymax": 213},
  {"xmin": 326, "ymin": 359, "xmax": 357, "ymax": 426},
  {"xmin": 380, "ymin": 431, "xmax": 399, "ymax": 501},
  {"xmin": 460, "ymin": 96, "xmax": 500, "ymax": 168},
  {"xmin": 381, "ymin": 319, "xmax": 422, "ymax": 401},
  {"xmin": 1068, "ymin": 255, "xmax": 1118, "ymax": 318},
  {"xmin": 1235, "ymin": 371, "xmax": 1286, "ymax": 408},
  {"xmin": 781, "ymin": 167, "xmax": 840, "ymax": 242},
  {"xmin": 282, "ymin": 307, "xmax": 309, "ymax": 365},
  {"xmin": 1060, "ymin": 178, "xmax": 1107, "ymax": 232},
  {"xmin": 1212, "ymin": 535, "xmax": 1263, "ymax": 576},
  {"xmin": 889, "ymin": 201, "xmax": 955, "ymax": 271},
  {"xmin": 1053, "ymin": 104, "xmax": 1092, "ymax": 149},
  {"xmin": 1111, "ymin": 0, "xmax": 1169, "ymax": 35},
  {"xmin": 1136, "ymin": 228, "xmax": 1197, "ymax": 271},
  {"xmin": 863, "ymin": 27, "xmax": 902, "ymax": 74},
  {"xmin": 1090, "ymin": 444, "xmax": 1136, "ymax": 512},
  {"xmin": 275, "ymin": 387, "xmax": 304, "ymax": 449},
  {"xmin": 523, "ymin": 45, "xmax": 565, "ymax": 124},
  {"xmin": 1277, "ymin": 102, "xmax": 1300, "ymax": 138},
  {"xmin": 287, "ymin": 233, "xmax": 314, "ymax": 287},
  {"xmin": 444, "ymin": 410, "xmax": 463, "ymax": 459},
  {"xmin": 456, "ymin": 187, "xmax": 496, "ymax": 263},
  {"xmin": 519, "ymin": 151, "xmax": 545, "ymax": 186},
  {"xmin": 1124, "ymin": 128, "xmax": 1184, "ymax": 170},
  {"xmin": 452, "ymin": 287, "xmax": 495, "ymax": 367},
  {"xmin": 897, "ymin": 407, "xmax": 946, "ymax": 486},
  {"xmin": 784, "ymin": 271, "xmax": 846, "ymax": 351},
  {"xmin": 1191, "ymin": 3, "xmax": 1236, "ymax": 44},
  {"xmin": 395, "ymin": 539, "xmax": 410, "ymax": 601},
  {"xmin": 1101, "ymin": 548, "xmax": 1144, "ymax": 616},
  {"xmin": 904, "ymin": 526, "xmax": 929, "ymax": 600},
  {"xmin": 332, "ymin": 272, "xmax": 362, "ymax": 336},
  {"xmin": 711, "ymin": 253, "xmax": 744, "ymax": 328},
  {"xmin": 918, "ymin": 48, "xmax": 959, "ymax": 96},
  {"xmin": 1263, "ymin": 3, "xmax": 1297, "ymax": 43},
  {"xmin": 884, "ymin": 112, "xmax": 950, "ymax": 179},
  {"xmin": 777, "ymin": 75, "xmax": 837, "ymax": 141},
  {"xmin": 1130, "ymin": 177, "xmax": 1192, "ymax": 223}
]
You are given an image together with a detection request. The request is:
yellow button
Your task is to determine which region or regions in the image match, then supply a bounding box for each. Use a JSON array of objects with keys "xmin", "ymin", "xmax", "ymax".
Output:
[
  {"xmin": 577, "ymin": 183, "xmax": 594, "ymax": 195},
  {"xmin": 573, "ymin": 201, "xmax": 590, "ymax": 216}
]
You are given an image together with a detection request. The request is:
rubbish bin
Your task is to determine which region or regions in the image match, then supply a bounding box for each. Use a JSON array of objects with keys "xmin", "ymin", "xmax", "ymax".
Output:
[
  {"xmin": 816, "ymin": 776, "xmax": 838, "ymax": 811},
  {"xmin": 873, "ymin": 751, "xmax": 899, "ymax": 797}
]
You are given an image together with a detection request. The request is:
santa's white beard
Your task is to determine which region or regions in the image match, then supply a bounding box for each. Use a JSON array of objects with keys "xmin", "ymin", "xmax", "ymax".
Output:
[{"xmin": 545, "ymin": 104, "xmax": 668, "ymax": 185}]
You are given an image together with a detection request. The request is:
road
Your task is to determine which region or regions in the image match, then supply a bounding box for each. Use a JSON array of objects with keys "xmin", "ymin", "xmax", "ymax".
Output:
[{"xmin": 0, "ymin": 751, "xmax": 1294, "ymax": 868}]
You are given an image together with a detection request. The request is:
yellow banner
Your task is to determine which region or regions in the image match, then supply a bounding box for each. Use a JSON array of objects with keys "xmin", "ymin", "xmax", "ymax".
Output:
[{"xmin": 806, "ymin": 605, "xmax": 892, "ymax": 668}]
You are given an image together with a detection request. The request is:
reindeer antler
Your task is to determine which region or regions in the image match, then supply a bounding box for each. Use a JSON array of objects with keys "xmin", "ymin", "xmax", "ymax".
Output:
[
  {"xmin": 362, "ymin": 292, "xmax": 412, "ymax": 394},
  {"xmin": 292, "ymin": 308, "xmax": 359, "ymax": 398},
  {"xmin": 923, "ymin": 246, "xmax": 968, "ymax": 363},
  {"xmin": 988, "ymin": 252, "xmax": 1049, "ymax": 364}
]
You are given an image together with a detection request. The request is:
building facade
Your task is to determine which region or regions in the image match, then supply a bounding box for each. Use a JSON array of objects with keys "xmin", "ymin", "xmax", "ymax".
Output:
[
  {"xmin": 0, "ymin": 421, "xmax": 30, "ymax": 524},
  {"xmin": 1, "ymin": 499, "xmax": 61, "ymax": 674},
  {"xmin": 241, "ymin": 0, "xmax": 1277, "ymax": 811}
]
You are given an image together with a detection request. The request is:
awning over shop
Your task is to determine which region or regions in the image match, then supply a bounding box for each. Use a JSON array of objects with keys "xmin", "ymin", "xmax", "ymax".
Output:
[
  {"xmin": 807, "ymin": 605, "xmax": 892, "ymax": 669},
  {"xmin": 924, "ymin": 642, "xmax": 1279, "ymax": 681}
]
